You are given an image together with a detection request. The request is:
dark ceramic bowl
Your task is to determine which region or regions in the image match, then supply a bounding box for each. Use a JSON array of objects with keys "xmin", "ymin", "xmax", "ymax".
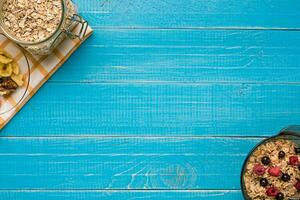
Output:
[{"xmin": 241, "ymin": 126, "xmax": 300, "ymax": 200}]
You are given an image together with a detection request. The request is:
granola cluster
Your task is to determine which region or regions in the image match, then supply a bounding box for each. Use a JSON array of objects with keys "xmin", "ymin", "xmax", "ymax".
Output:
[
  {"xmin": 243, "ymin": 139, "xmax": 300, "ymax": 200},
  {"xmin": 1, "ymin": 0, "xmax": 63, "ymax": 42}
]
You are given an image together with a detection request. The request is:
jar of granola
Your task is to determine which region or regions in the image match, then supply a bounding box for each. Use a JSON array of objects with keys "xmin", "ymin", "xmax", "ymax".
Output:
[{"xmin": 0, "ymin": 0, "xmax": 88, "ymax": 55}]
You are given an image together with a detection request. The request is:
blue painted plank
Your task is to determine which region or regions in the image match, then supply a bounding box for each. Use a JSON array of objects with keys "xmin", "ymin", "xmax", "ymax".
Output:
[
  {"xmin": 0, "ymin": 190, "xmax": 243, "ymax": 200},
  {"xmin": 1, "ymin": 0, "xmax": 299, "ymax": 198},
  {"xmin": 1, "ymin": 83, "xmax": 299, "ymax": 136},
  {"xmin": 0, "ymin": 137, "xmax": 260, "ymax": 189},
  {"xmin": 73, "ymin": 0, "xmax": 300, "ymax": 29},
  {"xmin": 49, "ymin": 29, "xmax": 300, "ymax": 83}
]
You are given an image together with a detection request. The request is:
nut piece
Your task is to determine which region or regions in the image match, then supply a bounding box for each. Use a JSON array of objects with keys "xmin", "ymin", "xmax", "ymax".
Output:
[
  {"xmin": 0, "ymin": 77, "xmax": 19, "ymax": 95},
  {"xmin": 0, "ymin": 77, "xmax": 18, "ymax": 90}
]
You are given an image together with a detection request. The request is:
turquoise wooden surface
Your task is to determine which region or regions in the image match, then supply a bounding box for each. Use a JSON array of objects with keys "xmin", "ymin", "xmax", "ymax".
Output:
[
  {"xmin": 1, "ymin": 0, "xmax": 300, "ymax": 199},
  {"xmin": 0, "ymin": 190, "xmax": 243, "ymax": 199},
  {"xmin": 0, "ymin": 137, "xmax": 259, "ymax": 189}
]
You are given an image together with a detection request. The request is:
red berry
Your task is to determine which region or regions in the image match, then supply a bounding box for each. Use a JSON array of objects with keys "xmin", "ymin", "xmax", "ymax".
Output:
[
  {"xmin": 266, "ymin": 187, "xmax": 279, "ymax": 197},
  {"xmin": 253, "ymin": 164, "xmax": 266, "ymax": 176},
  {"xmin": 295, "ymin": 181, "xmax": 300, "ymax": 190},
  {"xmin": 268, "ymin": 166, "xmax": 281, "ymax": 177},
  {"xmin": 289, "ymin": 156, "xmax": 299, "ymax": 166}
]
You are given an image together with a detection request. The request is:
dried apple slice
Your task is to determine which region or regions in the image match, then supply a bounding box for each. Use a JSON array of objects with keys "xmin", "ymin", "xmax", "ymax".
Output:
[
  {"xmin": 0, "ymin": 63, "xmax": 13, "ymax": 77},
  {"xmin": 12, "ymin": 62, "xmax": 19, "ymax": 75},
  {"xmin": 11, "ymin": 74, "xmax": 23, "ymax": 86},
  {"xmin": 0, "ymin": 55, "xmax": 12, "ymax": 64}
]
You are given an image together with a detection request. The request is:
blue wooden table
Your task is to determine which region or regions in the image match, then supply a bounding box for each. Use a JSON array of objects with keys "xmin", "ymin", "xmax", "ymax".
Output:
[{"xmin": 1, "ymin": 0, "xmax": 300, "ymax": 199}]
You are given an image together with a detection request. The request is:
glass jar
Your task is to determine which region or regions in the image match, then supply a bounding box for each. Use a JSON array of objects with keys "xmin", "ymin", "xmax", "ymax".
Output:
[{"xmin": 0, "ymin": 0, "xmax": 88, "ymax": 55}]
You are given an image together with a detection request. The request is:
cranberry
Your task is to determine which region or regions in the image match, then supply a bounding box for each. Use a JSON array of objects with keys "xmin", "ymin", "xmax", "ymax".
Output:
[
  {"xmin": 289, "ymin": 156, "xmax": 299, "ymax": 166},
  {"xmin": 295, "ymin": 181, "xmax": 300, "ymax": 190},
  {"xmin": 268, "ymin": 166, "xmax": 281, "ymax": 177},
  {"xmin": 253, "ymin": 164, "xmax": 266, "ymax": 176},
  {"xmin": 266, "ymin": 187, "xmax": 279, "ymax": 197}
]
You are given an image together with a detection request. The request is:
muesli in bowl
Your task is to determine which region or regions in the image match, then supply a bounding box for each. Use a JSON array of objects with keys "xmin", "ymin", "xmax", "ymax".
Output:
[{"xmin": 241, "ymin": 128, "xmax": 300, "ymax": 200}]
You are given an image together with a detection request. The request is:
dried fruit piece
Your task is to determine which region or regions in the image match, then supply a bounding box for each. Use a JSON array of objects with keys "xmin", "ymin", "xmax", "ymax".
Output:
[
  {"xmin": 12, "ymin": 62, "xmax": 19, "ymax": 75},
  {"xmin": 11, "ymin": 74, "xmax": 23, "ymax": 86},
  {"xmin": 0, "ymin": 63, "xmax": 13, "ymax": 77},
  {"xmin": 289, "ymin": 156, "xmax": 299, "ymax": 166},
  {"xmin": 268, "ymin": 166, "xmax": 282, "ymax": 177},
  {"xmin": 0, "ymin": 77, "xmax": 18, "ymax": 93},
  {"xmin": 253, "ymin": 164, "xmax": 266, "ymax": 176},
  {"xmin": 0, "ymin": 48, "xmax": 24, "ymax": 95},
  {"xmin": 266, "ymin": 187, "xmax": 279, "ymax": 197},
  {"xmin": 0, "ymin": 50, "xmax": 12, "ymax": 58},
  {"xmin": 0, "ymin": 55, "xmax": 12, "ymax": 64},
  {"xmin": 295, "ymin": 181, "xmax": 300, "ymax": 190}
]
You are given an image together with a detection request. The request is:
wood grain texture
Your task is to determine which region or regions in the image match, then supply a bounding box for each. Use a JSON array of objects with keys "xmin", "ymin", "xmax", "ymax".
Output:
[
  {"xmin": 2, "ymin": 83, "xmax": 300, "ymax": 136},
  {"xmin": 1, "ymin": 0, "xmax": 300, "ymax": 199},
  {"xmin": 73, "ymin": 0, "xmax": 300, "ymax": 29},
  {"xmin": 49, "ymin": 29, "xmax": 300, "ymax": 83},
  {"xmin": 0, "ymin": 190, "xmax": 243, "ymax": 200},
  {"xmin": 0, "ymin": 137, "xmax": 260, "ymax": 189}
]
